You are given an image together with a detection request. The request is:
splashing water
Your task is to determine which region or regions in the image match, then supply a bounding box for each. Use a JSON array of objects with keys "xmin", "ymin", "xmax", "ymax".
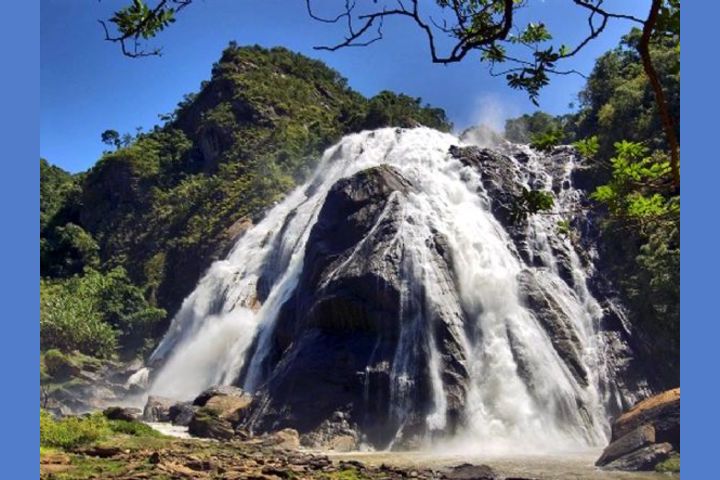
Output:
[{"xmin": 148, "ymin": 127, "xmax": 632, "ymax": 451}]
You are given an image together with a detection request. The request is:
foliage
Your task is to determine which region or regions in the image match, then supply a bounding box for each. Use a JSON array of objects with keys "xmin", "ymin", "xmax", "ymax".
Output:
[
  {"xmin": 590, "ymin": 141, "xmax": 677, "ymax": 222},
  {"xmin": 40, "ymin": 277, "xmax": 118, "ymax": 358},
  {"xmin": 505, "ymin": 111, "xmax": 561, "ymax": 144},
  {"xmin": 41, "ymin": 223, "xmax": 100, "ymax": 278},
  {"xmin": 510, "ymin": 188, "xmax": 554, "ymax": 224},
  {"xmin": 101, "ymin": 129, "xmax": 121, "ymax": 150},
  {"xmin": 573, "ymin": 136, "xmax": 599, "ymax": 159},
  {"xmin": 655, "ymin": 454, "xmax": 680, "ymax": 473},
  {"xmin": 40, "ymin": 159, "xmax": 80, "ymax": 231},
  {"xmin": 572, "ymin": 28, "xmax": 679, "ymax": 168},
  {"xmin": 40, "ymin": 268, "xmax": 165, "ymax": 357},
  {"xmin": 40, "ymin": 410, "xmax": 162, "ymax": 450},
  {"xmin": 105, "ymin": 0, "xmax": 180, "ymax": 57},
  {"xmin": 106, "ymin": 419, "xmax": 163, "ymax": 437},
  {"xmin": 358, "ymin": 91, "xmax": 452, "ymax": 132},
  {"xmin": 529, "ymin": 127, "xmax": 564, "ymax": 153},
  {"xmin": 102, "ymin": 1, "xmax": 670, "ymax": 109},
  {"xmin": 40, "ymin": 410, "xmax": 110, "ymax": 449},
  {"xmin": 589, "ymin": 141, "xmax": 679, "ymax": 385}
]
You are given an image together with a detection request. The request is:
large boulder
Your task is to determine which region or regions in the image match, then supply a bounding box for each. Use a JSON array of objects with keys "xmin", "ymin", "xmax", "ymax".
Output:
[
  {"xmin": 241, "ymin": 165, "xmax": 470, "ymax": 448},
  {"xmin": 611, "ymin": 388, "xmax": 680, "ymax": 448},
  {"xmin": 596, "ymin": 388, "xmax": 680, "ymax": 471},
  {"xmin": 193, "ymin": 385, "xmax": 247, "ymax": 406},
  {"xmin": 168, "ymin": 402, "xmax": 197, "ymax": 426},
  {"xmin": 142, "ymin": 395, "xmax": 175, "ymax": 422},
  {"xmin": 187, "ymin": 386, "xmax": 253, "ymax": 439},
  {"xmin": 188, "ymin": 407, "xmax": 235, "ymax": 440},
  {"xmin": 261, "ymin": 428, "xmax": 301, "ymax": 450},
  {"xmin": 443, "ymin": 463, "xmax": 497, "ymax": 480},
  {"xmin": 103, "ymin": 406, "xmax": 142, "ymax": 422}
]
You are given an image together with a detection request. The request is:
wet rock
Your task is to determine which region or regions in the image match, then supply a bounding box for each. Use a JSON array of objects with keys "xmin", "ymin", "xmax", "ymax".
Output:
[
  {"xmin": 448, "ymin": 145, "xmax": 521, "ymax": 230},
  {"xmin": 193, "ymin": 385, "xmax": 247, "ymax": 406},
  {"xmin": 612, "ymin": 388, "xmax": 679, "ymax": 448},
  {"xmin": 169, "ymin": 402, "xmax": 197, "ymax": 426},
  {"xmin": 299, "ymin": 411, "xmax": 358, "ymax": 450},
  {"xmin": 602, "ymin": 443, "xmax": 674, "ymax": 471},
  {"xmin": 143, "ymin": 395, "xmax": 175, "ymax": 422},
  {"xmin": 596, "ymin": 388, "xmax": 680, "ymax": 471},
  {"xmin": 103, "ymin": 406, "xmax": 142, "ymax": 421},
  {"xmin": 204, "ymin": 392, "xmax": 253, "ymax": 423},
  {"xmin": 263, "ymin": 428, "xmax": 300, "ymax": 450},
  {"xmin": 517, "ymin": 269, "xmax": 588, "ymax": 386},
  {"xmin": 76, "ymin": 445, "xmax": 124, "ymax": 458},
  {"xmin": 244, "ymin": 165, "xmax": 469, "ymax": 448},
  {"xmin": 188, "ymin": 407, "xmax": 235, "ymax": 440},
  {"xmin": 327, "ymin": 434, "xmax": 357, "ymax": 452},
  {"xmin": 443, "ymin": 463, "xmax": 497, "ymax": 480},
  {"xmin": 596, "ymin": 424, "xmax": 655, "ymax": 466}
]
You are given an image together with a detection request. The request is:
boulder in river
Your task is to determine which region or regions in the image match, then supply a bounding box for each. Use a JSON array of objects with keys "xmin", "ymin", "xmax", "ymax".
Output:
[
  {"xmin": 188, "ymin": 408, "xmax": 236, "ymax": 440},
  {"xmin": 193, "ymin": 385, "xmax": 247, "ymax": 406},
  {"xmin": 143, "ymin": 395, "xmax": 176, "ymax": 422},
  {"xmin": 103, "ymin": 406, "xmax": 142, "ymax": 421},
  {"xmin": 187, "ymin": 386, "xmax": 254, "ymax": 439},
  {"xmin": 596, "ymin": 388, "xmax": 679, "ymax": 471},
  {"xmin": 443, "ymin": 463, "xmax": 497, "ymax": 480}
]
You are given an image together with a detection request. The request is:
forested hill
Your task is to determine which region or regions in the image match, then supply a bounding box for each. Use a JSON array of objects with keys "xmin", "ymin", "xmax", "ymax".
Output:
[{"xmin": 40, "ymin": 44, "xmax": 451, "ymax": 359}]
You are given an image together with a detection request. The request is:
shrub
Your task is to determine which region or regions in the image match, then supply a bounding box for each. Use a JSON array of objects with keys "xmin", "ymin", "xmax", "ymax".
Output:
[
  {"xmin": 107, "ymin": 419, "xmax": 162, "ymax": 437},
  {"xmin": 40, "ymin": 267, "xmax": 167, "ymax": 358},
  {"xmin": 40, "ymin": 279, "xmax": 118, "ymax": 358},
  {"xmin": 40, "ymin": 411, "xmax": 110, "ymax": 449}
]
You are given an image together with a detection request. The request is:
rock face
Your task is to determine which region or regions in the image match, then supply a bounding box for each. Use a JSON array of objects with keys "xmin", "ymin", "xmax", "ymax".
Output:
[
  {"xmin": 596, "ymin": 388, "xmax": 679, "ymax": 471},
  {"xmin": 187, "ymin": 386, "xmax": 254, "ymax": 440},
  {"xmin": 242, "ymin": 165, "xmax": 469, "ymax": 448}
]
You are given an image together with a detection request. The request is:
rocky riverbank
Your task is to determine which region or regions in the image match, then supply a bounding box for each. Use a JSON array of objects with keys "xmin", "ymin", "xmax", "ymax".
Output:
[{"xmin": 40, "ymin": 417, "xmax": 509, "ymax": 480}]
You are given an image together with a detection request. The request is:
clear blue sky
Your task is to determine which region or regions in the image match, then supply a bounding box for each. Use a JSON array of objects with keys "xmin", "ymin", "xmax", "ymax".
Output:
[{"xmin": 41, "ymin": 0, "xmax": 650, "ymax": 173}]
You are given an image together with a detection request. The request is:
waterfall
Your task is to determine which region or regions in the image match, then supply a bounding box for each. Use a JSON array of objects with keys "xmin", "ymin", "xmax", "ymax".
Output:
[{"xmin": 147, "ymin": 127, "xmax": 632, "ymax": 451}]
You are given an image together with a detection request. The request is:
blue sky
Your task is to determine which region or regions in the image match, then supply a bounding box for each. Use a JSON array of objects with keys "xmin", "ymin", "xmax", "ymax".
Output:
[{"xmin": 41, "ymin": 0, "xmax": 650, "ymax": 173}]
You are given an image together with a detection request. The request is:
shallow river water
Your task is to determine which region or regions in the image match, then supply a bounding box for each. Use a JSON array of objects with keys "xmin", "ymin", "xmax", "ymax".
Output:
[
  {"xmin": 146, "ymin": 423, "xmax": 675, "ymax": 479},
  {"xmin": 324, "ymin": 450, "xmax": 677, "ymax": 480}
]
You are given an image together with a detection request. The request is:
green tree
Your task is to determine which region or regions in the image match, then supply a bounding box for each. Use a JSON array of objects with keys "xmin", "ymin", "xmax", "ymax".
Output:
[
  {"xmin": 40, "ymin": 267, "xmax": 166, "ymax": 357},
  {"xmin": 101, "ymin": 129, "xmax": 122, "ymax": 150}
]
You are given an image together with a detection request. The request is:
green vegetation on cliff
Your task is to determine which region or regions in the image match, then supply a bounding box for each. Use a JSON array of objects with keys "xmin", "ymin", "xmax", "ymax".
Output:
[{"xmin": 40, "ymin": 44, "xmax": 451, "ymax": 360}]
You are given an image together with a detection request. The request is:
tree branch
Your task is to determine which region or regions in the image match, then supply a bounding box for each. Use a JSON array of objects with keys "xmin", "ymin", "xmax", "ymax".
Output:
[{"xmin": 637, "ymin": 0, "xmax": 680, "ymax": 192}]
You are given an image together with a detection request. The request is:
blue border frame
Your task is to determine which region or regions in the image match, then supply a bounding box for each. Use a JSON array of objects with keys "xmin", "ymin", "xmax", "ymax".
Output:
[
  {"xmin": 680, "ymin": 1, "xmax": 718, "ymax": 478},
  {"xmin": 0, "ymin": 0, "xmax": 713, "ymax": 476},
  {"xmin": 1, "ymin": 0, "xmax": 40, "ymax": 475}
]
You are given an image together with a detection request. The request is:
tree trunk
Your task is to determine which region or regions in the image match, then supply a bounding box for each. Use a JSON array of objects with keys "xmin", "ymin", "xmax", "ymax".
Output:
[{"xmin": 639, "ymin": 0, "xmax": 680, "ymax": 192}]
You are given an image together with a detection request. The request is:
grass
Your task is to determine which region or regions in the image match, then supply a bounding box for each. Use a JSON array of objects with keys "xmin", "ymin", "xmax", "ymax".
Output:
[
  {"xmin": 40, "ymin": 409, "xmax": 165, "ymax": 450},
  {"xmin": 323, "ymin": 467, "xmax": 367, "ymax": 480},
  {"xmin": 655, "ymin": 454, "xmax": 680, "ymax": 473},
  {"xmin": 40, "ymin": 411, "xmax": 110, "ymax": 449}
]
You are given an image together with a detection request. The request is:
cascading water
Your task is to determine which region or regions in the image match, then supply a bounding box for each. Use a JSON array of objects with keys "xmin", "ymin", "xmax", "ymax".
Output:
[{"xmin": 147, "ymin": 127, "xmax": 638, "ymax": 451}]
